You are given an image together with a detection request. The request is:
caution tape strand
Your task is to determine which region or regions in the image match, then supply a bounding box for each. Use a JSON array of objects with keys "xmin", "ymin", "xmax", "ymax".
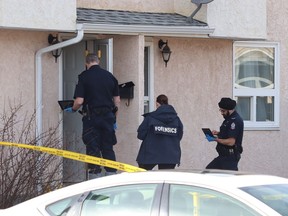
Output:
[{"xmin": 0, "ymin": 141, "xmax": 145, "ymax": 173}]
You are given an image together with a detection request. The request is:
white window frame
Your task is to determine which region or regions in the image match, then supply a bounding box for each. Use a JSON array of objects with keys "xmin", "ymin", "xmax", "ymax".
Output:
[
  {"xmin": 144, "ymin": 40, "xmax": 155, "ymax": 112},
  {"xmin": 233, "ymin": 41, "xmax": 280, "ymax": 130}
]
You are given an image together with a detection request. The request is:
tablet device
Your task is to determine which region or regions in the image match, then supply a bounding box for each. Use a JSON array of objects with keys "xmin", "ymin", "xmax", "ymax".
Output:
[
  {"xmin": 58, "ymin": 100, "xmax": 74, "ymax": 110},
  {"xmin": 202, "ymin": 128, "xmax": 214, "ymax": 137}
]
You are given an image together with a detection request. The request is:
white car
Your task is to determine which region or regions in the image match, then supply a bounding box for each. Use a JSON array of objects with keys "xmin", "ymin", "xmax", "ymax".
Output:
[{"xmin": 1, "ymin": 170, "xmax": 288, "ymax": 216}]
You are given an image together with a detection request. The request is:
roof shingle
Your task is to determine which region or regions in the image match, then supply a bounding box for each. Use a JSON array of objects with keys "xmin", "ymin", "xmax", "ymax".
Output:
[{"xmin": 77, "ymin": 8, "xmax": 207, "ymax": 27}]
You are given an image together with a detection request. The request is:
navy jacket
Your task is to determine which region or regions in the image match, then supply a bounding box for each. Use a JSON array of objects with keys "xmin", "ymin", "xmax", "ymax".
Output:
[
  {"xmin": 74, "ymin": 65, "xmax": 119, "ymax": 109},
  {"xmin": 136, "ymin": 104, "xmax": 183, "ymax": 164},
  {"xmin": 216, "ymin": 111, "xmax": 244, "ymax": 155}
]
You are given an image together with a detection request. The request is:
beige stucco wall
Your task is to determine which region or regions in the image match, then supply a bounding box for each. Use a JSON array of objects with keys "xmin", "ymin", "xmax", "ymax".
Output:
[
  {"xmin": 240, "ymin": 0, "xmax": 288, "ymax": 177},
  {"xmin": 103, "ymin": 35, "xmax": 236, "ymax": 170},
  {"xmin": 152, "ymin": 37, "xmax": 234, "ymax": 170},
  {"xmin": 110, "ymin": 31, "xmax": 288, "ymax": 177},
  {"xmin": 78, "ymin": 0, "xmax": 266, "ymax": 39},
  {"xmin": 0, "ymin": 0, "xmax": 76, "ymax": 31},
  {"xmin": 112, "ymin": 35, "xmax": 145, "ymax": 166},
  {"xmin": 217, "ymin": 0, "xmax": 288, "ymax": 177},
  {"xmin": 0, "ymin": 29, "xmax": 60, "ymax": 133},
  {"xmin": 77, "ymin": 0, "xmax": 205, "ymax": 20},
  {"xmin": 149, "ymin": 34, "xmax": 288, "ymax": 178},
  {"xmin": 208, "ymin": 0, "xmax": 267, "ymax": 39},
  {"xmin": 1, "ymin": 0, "xmax": 288, "ymax": 179},
  {"xmin": 2, "ymin": 29, "xmax": 287, "ymax": 178},
  {"xmin": 77, "ymin": 0, "xmax": 174, "ymax": 13}
]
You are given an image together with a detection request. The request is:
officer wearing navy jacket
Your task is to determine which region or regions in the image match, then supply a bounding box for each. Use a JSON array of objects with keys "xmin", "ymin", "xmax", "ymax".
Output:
[
  {"xmin": 65, "ymin": 53, "xmax": 120, "ymax": 179},
  {"xmin": 205, "ymin": 97, "xmax": 244, "ymax": 171},
  {"xmin": 136, "ymin": 94, "xmax": 183, "ymax": 170}
]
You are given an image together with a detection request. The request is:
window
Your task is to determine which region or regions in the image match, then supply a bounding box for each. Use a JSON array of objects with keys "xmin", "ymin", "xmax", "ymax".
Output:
[
  {"xmin": 241, "ymin": 184, "xmax": 288, "ymax": 216},
  {"xmin": 80, "ymin": 184, "xmax": 158, "ymax": 216},
  {"xmin": 144, "ymin": 46, "xmax": 150, "ymax": 113},
  {"xmin": 233, "ymin": 42, "xmax": 280, "ymax": 129},
  {"xmin": 46, "ymin": 194, "xmax": 82, "ymax": 216},
  {"xmin": 169, "ymin": 184, "xmax": 262, "ymax": 216},
  {"xmin": 144, "ymin": 41, "xmax": 154, "ymax": 114}
]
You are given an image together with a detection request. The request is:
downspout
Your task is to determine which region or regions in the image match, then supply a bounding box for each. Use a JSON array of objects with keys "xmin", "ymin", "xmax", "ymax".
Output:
[{"xmin": 35, "ymin": 24, "xmax": 84, "ymax": 145}]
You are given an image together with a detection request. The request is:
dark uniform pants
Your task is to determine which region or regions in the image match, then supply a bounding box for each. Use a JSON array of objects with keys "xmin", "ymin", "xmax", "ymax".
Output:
[
  {"xmin": 82, "ymin": 111, "xmax": 117, "ymax": 173},
  {"xmin": 206, "ymin": 154, "xmax": 240, "ymax": 171}
]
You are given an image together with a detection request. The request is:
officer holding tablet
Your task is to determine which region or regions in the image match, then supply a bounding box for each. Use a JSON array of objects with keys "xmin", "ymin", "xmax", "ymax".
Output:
[{"xmin": 205, "ymin": 97, "xmax": 244, "ymax": 171}]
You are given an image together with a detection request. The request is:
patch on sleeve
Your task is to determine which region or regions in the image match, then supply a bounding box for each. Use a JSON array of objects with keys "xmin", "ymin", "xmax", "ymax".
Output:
[{"xmin": 231, "ymin": 122, "xmax": 235, "ymax": 130}]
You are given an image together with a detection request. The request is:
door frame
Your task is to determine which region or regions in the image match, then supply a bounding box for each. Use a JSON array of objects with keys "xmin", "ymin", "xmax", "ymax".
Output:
[{"xmin": 58, "ymin": 35, "xmax": 113, "ymax": 183}]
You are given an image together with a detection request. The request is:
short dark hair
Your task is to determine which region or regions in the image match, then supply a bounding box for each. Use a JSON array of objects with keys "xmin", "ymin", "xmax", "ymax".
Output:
[
  {"xmin": 156, "ymin": 94, "xmax": 168, "ymax": 105},
  {"xmin": 86, "ymin": 53, "xmax": 99, "ymax": 64}
]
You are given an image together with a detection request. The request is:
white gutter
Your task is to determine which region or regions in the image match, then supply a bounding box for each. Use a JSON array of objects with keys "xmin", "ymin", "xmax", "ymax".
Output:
[
  {"xmin": 35, "ymin": 24, "xmax": 84, "ymax": 144},
  {"xmin": 81, "ymin": 23, "xmax": 214, "ymax": 38}
]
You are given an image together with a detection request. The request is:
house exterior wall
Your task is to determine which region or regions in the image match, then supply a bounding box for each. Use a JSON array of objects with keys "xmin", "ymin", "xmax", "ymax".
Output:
[
  {"xmin": 222, "ymin": 0, "xmax": 288, "ymax": 177},
  {"xmin": 78, "ymin": 0, "xmax": 266, "ymax": 39},
  {"xmin": 0, "ymin": 30, "xmax": 59, "ymax": 126},
  {"xmin": 0, "ymin": 0, "xmax": 76, "ymax": 31},
  {"xmin": 112, "ymin": 29, "xmax": 288, "ymax": 178},
  {"xmin": 77, "ymin": 0, "xmax": 203, "ymax": 20},
  {"xmin": 1, "ymin": 0, "xmax": 288, "ymax": 179},
  {"xmin": 152, "ymin": 37, "xmax": 234, "ymax": 170},
  {"xmin": 112, "ymin": 35, "xmax": 145, "ymax": 166},
  {"xmin": 77, "ymin": 0, "xmax": 175, "ymax": 13},
  {"xmin": 208, "ymin": 0, "xmax": 267, "ymax": 39},
  {"xmin": 249, "ymin": 0, "xmax": 288, "ymax": 176}
]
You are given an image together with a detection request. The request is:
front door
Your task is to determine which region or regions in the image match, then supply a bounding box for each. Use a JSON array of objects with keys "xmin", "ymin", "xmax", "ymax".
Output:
[{"xmin": 62, "ymin": 39, "xmax": 112, "ymax": 184}]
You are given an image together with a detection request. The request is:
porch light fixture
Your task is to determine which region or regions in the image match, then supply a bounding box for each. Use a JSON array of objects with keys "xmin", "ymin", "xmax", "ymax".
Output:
[
  {"xmin": 48, "ymin": 34, "xmax": 62, "ymax": 63},
  {"xmin": 158, "ymin": 39, "xmax": 172, "ymax": 67}
]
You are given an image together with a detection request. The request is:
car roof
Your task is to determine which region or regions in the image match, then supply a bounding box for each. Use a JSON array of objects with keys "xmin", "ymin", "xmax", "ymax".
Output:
[
  {"xmin": 29, "ymin": 169, "xmax": 288, "ymax": 199},
  {"xmin": 5, "ymin": 169, "xmax": 288, "ymax": 211},
  {"xmin": 116, "ymin": 169, "xmax": 288, "ymax": 188}
]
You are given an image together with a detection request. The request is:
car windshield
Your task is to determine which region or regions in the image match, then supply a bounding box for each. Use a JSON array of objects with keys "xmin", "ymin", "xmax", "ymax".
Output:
[{"xmin": 240, "ymin": 184, "xmax": 288, "ymax": 215}]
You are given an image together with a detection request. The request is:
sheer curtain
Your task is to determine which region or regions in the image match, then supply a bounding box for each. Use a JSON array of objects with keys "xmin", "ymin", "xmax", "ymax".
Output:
[{"xmin": 235, "ymin": 47, "xmax": 274, "ymax": 121}]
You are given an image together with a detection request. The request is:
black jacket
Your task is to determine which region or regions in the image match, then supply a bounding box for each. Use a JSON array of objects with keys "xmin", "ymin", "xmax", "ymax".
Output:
[
  {"xmin": 216, "ymin": 111, "xmax": 244, "ymax": 156},
  {"xmin": 136, "ymin": 105, "xmax": 183, "ymax": 164},
  {"xmin": 74, "ymin": 65, "xmax": 119, "ymax": 109}
]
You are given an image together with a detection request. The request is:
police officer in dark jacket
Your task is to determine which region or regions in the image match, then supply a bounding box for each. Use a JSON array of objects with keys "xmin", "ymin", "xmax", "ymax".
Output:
[
  {"xmin": 205, "ymin": 97, "xmax": 244, "ymax": 171},
  {"xmin": 65, "ymin": 53, "xmax": 120, "ymax": 179},
  {"xmin": 136, "ymin": 94, "xmax": 183, "ymax": 170}
]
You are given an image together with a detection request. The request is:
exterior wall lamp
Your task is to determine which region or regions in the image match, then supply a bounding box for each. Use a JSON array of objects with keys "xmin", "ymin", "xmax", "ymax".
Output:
[
  {"xmin": 158, "ymin": 39, "xmax": 172, "ymax": 67},
  {"xmin": 48, "ymin": 34, "xmax": 62, "ymax": 63}
]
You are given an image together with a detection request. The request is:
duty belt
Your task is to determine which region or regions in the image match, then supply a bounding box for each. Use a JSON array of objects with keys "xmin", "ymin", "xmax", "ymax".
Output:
[
  {"xmin": 217, "ymin": 145, "xmax": 236, "ymax": 157},
  {"xmin": 90, "ymin": 107, "xmax": 111, "ymax": 115},
  {"xmin": 82, "ymin": 105, "xmax": 113, "ymax": 118}
]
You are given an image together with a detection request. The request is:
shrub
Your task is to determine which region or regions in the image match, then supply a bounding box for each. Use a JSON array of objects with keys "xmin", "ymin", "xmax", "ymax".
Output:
[{"xmin": 0, "ymin": 103, "xmax": 62, "ymax": 208}]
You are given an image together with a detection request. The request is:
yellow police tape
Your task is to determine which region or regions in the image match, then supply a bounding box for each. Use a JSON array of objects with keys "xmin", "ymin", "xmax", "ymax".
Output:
[{"xmin": 0, "ymin": 141, "xmax": 146, "ymax": 173}]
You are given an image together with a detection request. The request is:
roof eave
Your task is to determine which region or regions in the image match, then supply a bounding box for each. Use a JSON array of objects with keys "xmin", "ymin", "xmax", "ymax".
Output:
[{"xmin": 80, "ymin": 23, "xmax": 215, "ymax": 38}]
